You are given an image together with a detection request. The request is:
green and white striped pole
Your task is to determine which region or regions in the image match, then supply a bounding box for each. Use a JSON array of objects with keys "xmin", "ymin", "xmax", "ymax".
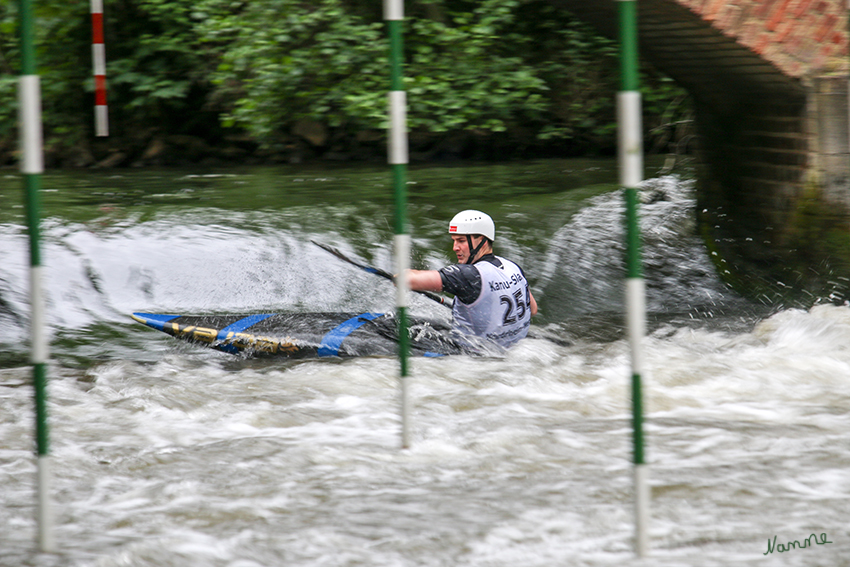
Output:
[
  {"xmin": 618, "ymin": 0, "xmax": 649, "ymax": 557},
  {"xmin": 384, "ymin": 0, "xmax": 411, "ymax": 448},
  {"xmin": 19, "ymin": 0, "xmax": 54, "ymax": 553}
]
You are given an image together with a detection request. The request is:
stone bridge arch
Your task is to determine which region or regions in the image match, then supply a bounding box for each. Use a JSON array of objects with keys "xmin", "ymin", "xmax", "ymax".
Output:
[{"xmin": 555, "ymin": 0, "xmax": 850, "ymax": 301}]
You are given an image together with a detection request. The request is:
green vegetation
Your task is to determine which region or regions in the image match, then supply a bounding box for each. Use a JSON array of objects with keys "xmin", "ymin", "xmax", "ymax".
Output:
[{"xmin": 1, "ymin": 0, "xmax": 689, "ymax": 166}]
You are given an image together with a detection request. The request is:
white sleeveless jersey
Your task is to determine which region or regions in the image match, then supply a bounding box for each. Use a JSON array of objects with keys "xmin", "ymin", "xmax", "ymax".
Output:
[{"xmin": 451, "ymin": 256, "xmax": 532, "ymax": 347}]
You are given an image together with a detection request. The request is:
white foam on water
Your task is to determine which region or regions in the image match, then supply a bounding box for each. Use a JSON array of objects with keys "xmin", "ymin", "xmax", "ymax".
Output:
[{"xmin": 2, "ymin": 174, "xmax": 849, "ymax": 566}]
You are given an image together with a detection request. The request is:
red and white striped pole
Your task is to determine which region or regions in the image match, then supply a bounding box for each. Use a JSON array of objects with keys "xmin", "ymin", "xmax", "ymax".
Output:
[{"xmin": 91, "ymin": 0, "xmax": 108, "ymax": 136}]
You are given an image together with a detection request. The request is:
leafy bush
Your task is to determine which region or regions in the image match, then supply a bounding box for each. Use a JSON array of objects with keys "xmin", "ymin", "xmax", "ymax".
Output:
[{"xmin": 0, "ymin": 0, "xmax": 690, "ymax": 162}]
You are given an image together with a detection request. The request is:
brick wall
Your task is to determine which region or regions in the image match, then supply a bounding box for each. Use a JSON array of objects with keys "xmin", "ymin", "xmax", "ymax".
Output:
[{"xmin": 678, "ymin": 0, "xmax": 848, "ymax": 78}]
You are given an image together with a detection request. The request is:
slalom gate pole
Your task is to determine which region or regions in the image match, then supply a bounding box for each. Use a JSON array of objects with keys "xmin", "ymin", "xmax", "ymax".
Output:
[
  {"xmin": 19, "ymin": 0, "xmax": 54, "ymax": 552},
  {"xmin": 91, "ymin": 0, "xmax": 109, "ymax": 136},
  {"xmin": 384, "ymin": 0, "xmax": 411, "ymax": 448},
  {"xmin": 617, "ymin": 0, "xmax": 649, "ymax": 557}
]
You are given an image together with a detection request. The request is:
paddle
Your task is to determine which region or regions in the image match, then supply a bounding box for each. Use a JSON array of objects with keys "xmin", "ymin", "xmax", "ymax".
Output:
[
  {"xmin": 312, "ymin": 240, "xmax": 569, "ymax": 346},
  {"xmin": 311, "ymin": 240, "xmax": 450, "ymax": 306}
]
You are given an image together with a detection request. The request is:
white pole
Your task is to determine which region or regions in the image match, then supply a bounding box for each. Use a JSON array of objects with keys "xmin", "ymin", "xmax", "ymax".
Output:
[
  {"xmin": 91, "ymin": 0, "xmax": 109, "ymax": 136},
  {"xmin": 19, "ymin": 0, "xmax": 54, "ymax": 552},
  {"xmin": 385, "ymin": 0, "xmax": 412, "ymax": 448},
  {"xmin": 618, "ymin": 0, "xmax": 649, "ymax": 557}
]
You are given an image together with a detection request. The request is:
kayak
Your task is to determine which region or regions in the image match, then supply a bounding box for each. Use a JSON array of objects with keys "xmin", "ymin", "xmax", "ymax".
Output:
[{"xmin": 131, "ymin": 311, "xmax": 475, "ymax": 358}]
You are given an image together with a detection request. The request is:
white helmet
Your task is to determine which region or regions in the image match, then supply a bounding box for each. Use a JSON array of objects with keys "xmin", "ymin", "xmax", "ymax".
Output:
[{"xmin": 448, "ymin": 210, "xmax": 495, "ymax": 242}]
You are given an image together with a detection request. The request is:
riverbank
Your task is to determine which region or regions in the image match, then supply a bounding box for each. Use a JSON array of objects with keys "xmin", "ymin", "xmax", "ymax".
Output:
[{"xmin": 0, "ymin": 123, "xmax": 618, "ymax": 170}]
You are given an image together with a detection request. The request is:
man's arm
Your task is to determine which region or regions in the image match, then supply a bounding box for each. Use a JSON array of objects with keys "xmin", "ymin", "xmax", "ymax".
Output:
[
  {"xmin": 407, "ymin": 269, "xmax": 443, "ymax": 292},
  {"xmin": 529, "ymin": 290, "xmax": 538, "ymax": 317}
]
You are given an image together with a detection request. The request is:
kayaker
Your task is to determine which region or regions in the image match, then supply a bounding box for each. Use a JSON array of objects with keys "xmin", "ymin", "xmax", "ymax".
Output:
[{"xmin": 406, "ymin": 210, "xmax": 537, "ymax": 348}]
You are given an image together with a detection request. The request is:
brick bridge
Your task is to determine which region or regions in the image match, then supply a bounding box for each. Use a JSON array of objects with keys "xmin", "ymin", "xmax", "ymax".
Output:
[{"xmin": 556, "ymin": 0, "xmax": 850, "ymax": 301}]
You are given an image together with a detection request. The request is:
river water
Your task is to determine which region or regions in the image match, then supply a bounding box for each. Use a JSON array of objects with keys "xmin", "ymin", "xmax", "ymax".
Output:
[{"xmin": 1, "ymin": 160, "xmax": 848, "ymax": 566}]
